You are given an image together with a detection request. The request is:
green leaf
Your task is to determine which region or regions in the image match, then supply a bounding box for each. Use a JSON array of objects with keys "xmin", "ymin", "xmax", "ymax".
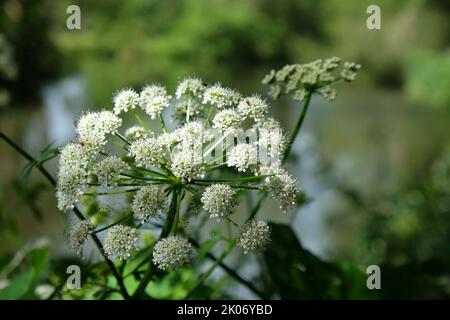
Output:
[
  {"xmin": 0, "ymin": 268, "xmax": 35, "ymax": 300},
  {"xmin": 264, "ymin": 223, "xmax": 375, "ymax": 299},
  {"xmin": 29, "ymin": 247, "xmax": 49, "ymax": 282},
  {"xmin": 21, "ymin": 142, "xmax": 59, "ymax": 187}
]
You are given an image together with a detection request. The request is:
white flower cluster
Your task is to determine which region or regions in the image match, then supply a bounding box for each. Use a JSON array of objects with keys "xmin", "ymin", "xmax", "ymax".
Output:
[
  {"xmin": 140, "ymin": 85, "xmax": 172, "ymax": 119},
  {"xmin": 227, "ymin": 143, "xmax": 258, "ymax": 172},
  {"xmin": 237, "ymin": 95, "xmax": 269, "ymax": 123},
  {"xmin": 104, "ymin": 225, "xmax": 139, "ymax": 261},
  {"xmin": 176, "ymin": 77, "xmax": 205, "ymax": 98},
  {"xmin": 201, "ymin": 184, "xmax": 237, "ymax": 220},
  {"xmin": 262, "ymin": 57, "xmax": 361, "ymax": 101},
  {"xmin": 68, "ymin": 220, "xmax": 95, "ymax": 255},
  {"xmin": 56, "ymin": 70, "xmax": 327, "ymax": 262},
  {"xmin": 237, "ymin": 220, "xmax": 271, "ymax": 254},
  {"xmin": 114, "ymin": 89, "xmax": 140, "ymax": 115},
  {"xmin": 76, "ymin": 111, "xmax": 122, "ymax": 147},
  {"xmin": 203, "ymin": 83, "xmax": 241, "ymax": 108},
  {"xmin": 132, "ymin": 185, "xmax": 166, "ymax": 222},
  {"xmin": 95, "ymin": 155, "xmax": 129, "ymax": 187},
  {"xmin": 265, "ymin": 171, "xmax": 299, "ymax": 212},
  {"xmin": 129, "ymin": 136, "xmax": 164, "ymax": 167},
  {"xmin": 152, "ymin": 236, "xmax": 194, "ymax": 270}
]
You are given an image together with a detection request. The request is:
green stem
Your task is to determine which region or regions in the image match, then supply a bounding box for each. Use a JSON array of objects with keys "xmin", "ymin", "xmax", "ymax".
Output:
[
  {"xmin": 192, "ymin": 175, "xmax": 268, "ymax": 184},
  {"xmin": 115, "ymin": 132, "xmax": 131, "ymax": 146},
  {"xmin": 283, "ymin": 91, "xmax": 312, "ymax": 162},
  {"xmin": 204, "ymin": 105, "xmax": 214, "ymax": 125},
  {"xmin": 92, "ymin": 214, "xmax": 134, "ymax": 234},
  {"xmin": 0, "ymin": 131, "xmax": 56, "ymax": 185},
  {"xmin": 159, "ymin": 114, "xmax": 168, "ymax": 133},
  {"xmin": 185, "ymin": 241, "xmax": 235, "ymax": 299}
]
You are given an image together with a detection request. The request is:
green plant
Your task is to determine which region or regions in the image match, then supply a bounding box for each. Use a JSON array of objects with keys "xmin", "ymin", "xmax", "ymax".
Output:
[{"xmin": 0, "ymin": 57, "xmax": 360, "ymax": 300}]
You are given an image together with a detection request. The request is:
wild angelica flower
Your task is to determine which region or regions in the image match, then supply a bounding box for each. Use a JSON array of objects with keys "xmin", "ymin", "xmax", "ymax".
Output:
[
  {"xmin": 237, "ymin": 220, "xmax": 271, "ymax": 254},
  {"xmin": 56, "ymin": 166, "xmax": 89, "ymax": 211},
  {"xmin": 170, "ymin": 149, "xmax": 205, "ymax": 181},
  {"xmin": 59, "ymin": 142, "xmax": 96, "ymax": 169},
  {"xmin": 176, "ymin": 77, "xmax": 205, "ymax": 98},
  {"xmin": 158, "ymin": 131, "xmax": 181, "ymax": 149},
  {"xmin": 203, "ymin": 83, "xmax": 241, "ymax": 108},
  {"xmin": 124, "ymin": 125, "xmax": 151, "ymax": 141},
  {"xmin": 56, "ymin": 62, "xmax": 356, "ymax": 265},
  {"xmin": 153, "ymin": 236, "xmax": 194, "ymax": 270},
  {"xmin": 76, "ymin": 111, "xmax": 122, "ymax": 147},
  {"xmin": 265, "ymin": 171, "xmax": 299, "ymax": 212},
  {"xmin": 132, "ymin": 185, "xmax": 166, "ymax": 222},
  {"xmin": 113, "ymin": 89, "xmax": 140, "ymax": 115},
  {"xmin": 177, "ymin": 121, "xmax": 210, "ymax": 146},
  {"xmin": 94, "ymin": 155, "xmax": 129, "ymax": 187},
  {"xmin": 227, "ymin": 143, "xmax": 258, "ymax": 172},
  {"xmin": 68, "ymin": 220, "xmax": 94, "ymax": 255},
  {"xmin": 104, "ymin": 225, "xmax": 138, "ymax": 261},
  {"xmin": 139, "ymin": 84, "xmax": 171, "ymax": 119},
  {"xmin": 201, "ymin": 184, "xmax": 237, "ymax": 220},
  {"xmin": 129, "ymin": 136, "xmax": 164, "ymax": 167},
  {"xmin": 237, "ymin": 95, "xmax": 269, "ymax": 123},
  {"xmin": 212, "ymin": 109, "xmax": 241, "ymax": 132}
]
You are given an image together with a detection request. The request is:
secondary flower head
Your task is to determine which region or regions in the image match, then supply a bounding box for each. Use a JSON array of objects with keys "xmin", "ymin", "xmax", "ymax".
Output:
[
  {"xmin": 59, "ymin": 142, "xmax": 96, "ymax": 169},
  {"xmin": 212, "ymin": 109, "xmax": 241, "ymax": 132},
  {"xmin": 262, "ymin": 57, "xmax": 360, "ymax": 101},
  {"xmin": 176, "ymin": 77, "xmax": 205, "ymax": 98},
  {"xmin": 203, "ymin": 83, "xmax": 241, "ymax": 108},
  {"xmin": 56, "ymin": 166, "xmax": 89, "ymax": 211},
  {"xmin": 94, "ymin": 155, "xmax": 129, "ymax": 187},
  {"xmin": 68, "ymin": 220, "xmax": 95, "ymax": 255},
  {"xmin": 104, "ymin": 225, "xmax": 138, "ymax": 261},
  {"xmin": 129, "ymin": 136, "xmax": 164, "ymax": 167},
  {"xmin": 170, "ymin": 148, "xmax": 205, "ymax": 181},
  {"xmin": 237, "ymin": 220, "xmax": 271, "ymax": 254},
  {"xmin": 237, "ymin": 95, "xmax": 269, "ymax": 123},
  {"xmin": 152, "ymin": 236, "xmax": 195, "ymax": 270},
  {"xmin": 113, "ymin": 89, "xmax": 140, "ymax": 115},
  {"xmin": 76, "ymin": 111, "xmax": 122, "ymax": 147},
  {"xmin": 132, "ymin": 185, "xmax": 166, "ymax": 222},
  {"xmin": 227, "ymin": 143, "xmax": 258, "ymax": 172},
  {"xmin": 201, "ymin": 184, "xmax": 237, "ymax": 220},
  {"xmin": 139, "ymin": 84, "xmax": 172, "ymax": 119},
  {"xmin": 265, "ymin": 171, "xmax": 299, "ymax": 212}
]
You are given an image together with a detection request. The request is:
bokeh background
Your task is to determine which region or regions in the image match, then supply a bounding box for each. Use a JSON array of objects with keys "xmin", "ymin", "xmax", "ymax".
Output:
[{"xmin": 0, "ymin": 0, "xmax": 449, "ymax": 299}]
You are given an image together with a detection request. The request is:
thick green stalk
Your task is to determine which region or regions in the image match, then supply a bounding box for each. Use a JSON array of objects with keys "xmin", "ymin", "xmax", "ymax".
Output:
[{"xmin": 283, "ymin": 91, "xmax": 312, "ymax": 162}]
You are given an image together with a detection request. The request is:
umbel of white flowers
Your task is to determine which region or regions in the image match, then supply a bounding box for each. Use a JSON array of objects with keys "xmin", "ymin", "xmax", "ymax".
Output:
[{"xmin": 60, "ymin": 58, "xmax": 359, "ymax": 268}]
